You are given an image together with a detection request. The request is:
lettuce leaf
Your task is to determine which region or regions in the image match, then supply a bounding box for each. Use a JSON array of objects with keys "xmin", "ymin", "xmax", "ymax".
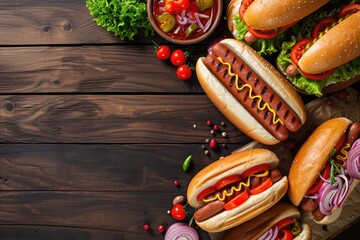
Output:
[
  {"xmin": 86, "ymin": 0, "xmax": 154, "ymax": 40},
  {"xmin": 232, "ymin": 15, "xmax": 298, "ymax": 56},
  {"xmin": 276, "ymin": 2, "xmax": 360, "ymax": 97}
]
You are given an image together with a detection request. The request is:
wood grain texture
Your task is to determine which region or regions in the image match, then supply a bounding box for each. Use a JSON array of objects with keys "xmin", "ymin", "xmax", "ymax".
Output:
[
  {"xmin": 0, "ymin": 95, "xmax": 249, "ymax": 143},
  {"xmin": 0, "ymin": 144, "xmax": 241, "ymax": 191},
  {"xmin": 0, "ymin": 45, "xmax": 206, "ymax": 93},
  {"xmin": 0, "ymin": 0, "xmax": 230, "ymax": 45}
]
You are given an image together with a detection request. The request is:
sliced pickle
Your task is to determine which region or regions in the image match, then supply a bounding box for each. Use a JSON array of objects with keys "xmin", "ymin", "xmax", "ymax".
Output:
[
  {"xmin": 196, "ymin": 0, "xmax": 214, "ymax": 11},
  {"xmin": 157, "ymin": 13, "xmax": 176, "ymax": 33},
  {"xmin": 185, "ymin": 23, "xmax": 199, "ymax": 37}
]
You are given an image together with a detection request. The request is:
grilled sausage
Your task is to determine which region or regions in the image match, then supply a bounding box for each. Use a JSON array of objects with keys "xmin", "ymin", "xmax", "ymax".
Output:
[{"xmin": 194, "ymin": 200, "xmax": 225, "ymax": 222}]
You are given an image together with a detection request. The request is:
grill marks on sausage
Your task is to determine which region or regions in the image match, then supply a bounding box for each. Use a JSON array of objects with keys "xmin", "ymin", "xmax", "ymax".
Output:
[
  {"xmin": 210, "ymin": 43, "xmax": 302, "ymax": 133},
  {"xmin": 204, "ymin": 53, "xmax": 288, "ymax": 141}
]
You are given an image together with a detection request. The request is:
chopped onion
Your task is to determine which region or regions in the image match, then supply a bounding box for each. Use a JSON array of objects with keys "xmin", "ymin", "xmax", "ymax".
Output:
[
  {"xmin": 164, "ymin": 223, "xmax": 199, "ymax": 240},
  {"xmin": 174, "ymin": 25, "xmax": 181, "ymax": 35},
  {"xmin": 197, "ymin": 13, "xmax": 209, "ymax": 19},
  {"xmin": 346, "ymin": 139, "xmax": 360, "ymax": 179},
  {"xmin": 194, "ymin": 12, "xmax": 205, "ymax": 30},
  {"xmin": 257, "ymin": 227, "xmax": 278, "ymax": 240},
  {"xmin": 203, "ymin": 7, "xmax": 214, "ymax": 33},
  {"xmin": 317, "ymin": 170, "xmax": 351, "ymax": 215}
]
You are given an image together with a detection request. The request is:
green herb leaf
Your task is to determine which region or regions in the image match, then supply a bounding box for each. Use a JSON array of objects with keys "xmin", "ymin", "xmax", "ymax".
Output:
[
  {"xmin": 329, "ymin": 148, "xmax": 341, "ymax": 185},
  {"xmin": 183, "ymin": 155, "xmax": 192, "ymax": 172},
  {"xmin": 86, "ymin": 0, "xmax": 154, "ymax": 40}
]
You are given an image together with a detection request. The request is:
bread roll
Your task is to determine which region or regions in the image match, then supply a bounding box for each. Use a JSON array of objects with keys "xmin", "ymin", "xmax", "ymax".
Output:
[
  {"xmin": 244, "ymin": 0, "xmax": 329, "ymax": 30},
  {"xmin": 288, "ymin": 118, "xmax": 352, "ymax": 206},
  {"xmin": 187, "ymin": 149, "xmax": 288, "ymax": 232},
  {"xmin": 299, "ymin": 12, "xmax": 360, "ymax": 74},
  {"xmin": 222, "ymin": 202, "xmax": 311, "ymax": 240},
  {"xmin": 196, "ymin": 38, "xmax": 306, "ymax": 145}
]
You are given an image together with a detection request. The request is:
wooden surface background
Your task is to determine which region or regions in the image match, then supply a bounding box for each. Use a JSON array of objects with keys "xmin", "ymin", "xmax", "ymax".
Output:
[{"xmin": 0, "ymin": 0, "xmax": 358, "ymax": 239}]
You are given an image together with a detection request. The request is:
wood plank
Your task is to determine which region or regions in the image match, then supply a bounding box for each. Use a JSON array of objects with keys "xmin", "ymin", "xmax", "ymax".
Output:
[
  {"xmin": 0, "ymin": 0, "xmax": 231, "ymax": 45},
  {"xmin": 0, "ymin": 95, "xmax": 249, "ymax": 143},
  {"xmin": 0, "ymin": 45, "xmax": 205, "ymax": 93},
  {"xmin": 0, "ymin": 0, "xmax": 118, "ymax": 45},
  {"xmin": 0, "ymin": 144, "xmax": 241, "ymax": 191}
]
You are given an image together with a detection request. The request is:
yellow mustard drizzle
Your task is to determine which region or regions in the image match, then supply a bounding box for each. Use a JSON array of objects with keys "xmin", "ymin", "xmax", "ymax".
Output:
[
  {"xmin": 305, "ymin": 17, "xmax": 345, "ymax": 50},
  {"xmin": 217, "ymin": 57, "xmax": 284, "ymax": 126},
  {"xmin": 336, "ymin": 143, "xmax": 351, "ymax": 166},
  {"xmin": 203, "ymin": 170, "xmax": 269, "ymax": 203}
]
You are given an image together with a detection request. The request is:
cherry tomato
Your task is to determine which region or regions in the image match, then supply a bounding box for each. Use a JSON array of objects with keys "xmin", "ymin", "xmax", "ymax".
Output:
[
  {"xmin": 197, "ymin": 186, "xmax": 217, "ymax": 201},
  {"xmin": 277, "ymin": 229, "xmax": 294, "ymax": 240},
  {"xmin": 176, "ymin": 65, "xmax": 192, "ymax": 80},
  {"xmin": 215, "ymin": 175, "xmax": 241, "ymax": 190},
  {"xmin": 171, "ymin": 49, "xmax": 187, "ymax": 66},
  {"xmin": 276, "ymin": 217, "xmax": 294, "ymax": 231},
  {"xmin": 338, "ymin": 3, "xmax": 360, "ymax": 19},
  {"xmin": 156, "ymin": 45, "xmax": 171, "ymax": 60},
  {"xmin": 171, "ymin": 204, "xmax": 187, "ymax": 221},
  {"xmin": 306, "ymin": 163, "xmax": 331, "ymax": 195},
  {"xmin": 223, "ymin": 190, "xmax": 249, "ymax": 210},
  {"xmin": 241, "ymin": 164, "xmax": 270, "ymax": 179},
  {"xmin": 312, "ymin": 18, "xmax": 337, "ymax": 38},
  {"xmin": 165, "ymin": 1, "xmax": 179, "ymax": 14},
  {"xmin": 249, "ymin": 177, "xmax": 273, "ymax": 195},
  {"xmin": 174, "ymin": 0, "xmax": 190, "ymax": 11}
]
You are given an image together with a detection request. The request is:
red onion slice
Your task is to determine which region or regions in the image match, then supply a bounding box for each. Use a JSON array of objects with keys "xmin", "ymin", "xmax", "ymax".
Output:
[
  {"xmin": 164, "ymin": 223, "xmax": 199, "ymax": 240},
  {"xmin": 346, "ymin": 139, "xmax": 360, "ymax": 179}
]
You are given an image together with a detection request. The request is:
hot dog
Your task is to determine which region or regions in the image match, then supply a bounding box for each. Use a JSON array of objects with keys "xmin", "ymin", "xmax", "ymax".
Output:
[
  {"xmin": 288, "ymin": 117, "xmax": 360, "ymax": 224},
  {"xmin": 276, "ymin": 3, "xmax": 360, "ymax": 96},
  {"xmin": 222, "ymin": 203, "xmax": 311, "ymax": 240},
  {"xmin": 186, "ymin": 148, "xmax": 288, "ymax": 232},
  {"xmin": 196, "ymin": 38, "xmax": 306, "ymax": 145},
  {"xmin": 226, "ymin": 0, "xmax": 329, "ymax": 55}
]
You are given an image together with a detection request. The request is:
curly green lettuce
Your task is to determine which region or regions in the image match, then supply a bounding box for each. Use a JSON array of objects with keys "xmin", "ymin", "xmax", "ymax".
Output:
[
  {"xmin": 232, "ymin": 15, "xmax": 299, "ymax": 56},
  {"xmin": 86, "ymin": 0, "xmax": 154, "ymax": 40},
  {"xmin": 276, "ymin": 1, "xmax": 360, "ymax": 97}
]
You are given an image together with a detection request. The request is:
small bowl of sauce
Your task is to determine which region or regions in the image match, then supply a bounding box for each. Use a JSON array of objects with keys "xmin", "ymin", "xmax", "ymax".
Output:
[{"xmin": 148, "ymin": 0, "xmax": 223, "ymax": 45}]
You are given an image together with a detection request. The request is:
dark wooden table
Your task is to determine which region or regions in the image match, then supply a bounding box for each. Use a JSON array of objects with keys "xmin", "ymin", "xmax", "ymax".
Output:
[{"xmin": 0, "ymin": 1, "xmax": 358, "ymax": 239}]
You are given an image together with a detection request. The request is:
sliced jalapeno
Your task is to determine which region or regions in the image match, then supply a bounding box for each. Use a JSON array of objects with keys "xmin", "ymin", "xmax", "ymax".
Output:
[
  {"xmin": 185, "ymin": 23, "xmax": 199, "ymax": 37},
  {"xmin": 196, "ymin": 0, "xmax": 214, "ymax": 11},
  {"xmin": 157, "ymin": 13, "xmax": 176, "ymax": 33}
]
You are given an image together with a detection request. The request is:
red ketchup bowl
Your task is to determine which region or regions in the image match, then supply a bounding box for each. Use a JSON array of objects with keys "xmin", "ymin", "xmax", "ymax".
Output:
[{"xmin": 147, "ymin": 0, "xmax": 223, "ymax": 45}]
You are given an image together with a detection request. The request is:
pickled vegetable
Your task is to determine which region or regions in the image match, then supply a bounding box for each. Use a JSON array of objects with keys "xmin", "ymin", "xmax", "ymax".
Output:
[
  {"xmin": 157, "ymin": 13, "xmax": 176, "ymax": 32},
  {"xmin": 185, "ymin": 23, "xmax": 199, "ymax": 37},
  {"xmin": 196, "ymin": 0, "xmax": 214, "ymax": 11}
]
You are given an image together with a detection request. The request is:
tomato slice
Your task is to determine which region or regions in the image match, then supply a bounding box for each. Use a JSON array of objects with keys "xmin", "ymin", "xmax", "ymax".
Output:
[
  {"xmin": 197, "ymin": 186, "xmax": 217, "ymax": 201},
  {"xmin": 338, "ymin": 3, "xmax": 360, "ymax": 19},
  {"xmin": 290, "ymin": 38, "xmax": 312, "ymax": 66},
  {"xmin": 247, "ymin": 26, "xmax": 281, "ymax": 39},
  {"xmin": 276, "ymin": 218, "xmax": 294, "ymax": 231},
  {"xmin": 276, "ymin": 229, "xmax": 293, "ymax": 240},
  {"xmin": 241, "ymin": 164, "xmax": 270, "ymax": 179},
  {"xmin": 290, "ymin": 38, "xmax": 335, "ymax": 80},
  {"xmin": 215, "ymin": 175, "xmax": 241, "ymax": 190},
  {"xmin": 306, "ymin": 163, "xmax": 331, "ymax": 195},
  {"xmin": 224, "ymin": 190, "xmax": 250, "ymax": 210},
  {"xmin": 239, "ymin": 0, "xmax": 254, "ymax": 21},
  {"xmin": 249, "ymin": 177, "xmax": 273, "ymax": 195},
  {"xmin": 312, "ymin": 18, "xmax": 337, "ymax": 39},
  {"xmin": 299, "ymin": 68, "xmax": 335, "ymax": 81},
  {"xmin": 279, "ymin": 20, "xmax": 300, "ymax": 31}
]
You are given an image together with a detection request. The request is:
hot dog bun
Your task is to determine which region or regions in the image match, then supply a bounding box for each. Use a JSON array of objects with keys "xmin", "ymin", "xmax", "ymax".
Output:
[
  {"xmin": 244, "ymin": 0, "xmax": 329, "ymax": 30},
  {"xmin": 222, "ymin": 202, "xmax": 311, "ymax": 240},
  {"xmin": 288, "ymin": 118, "xmax": 352, "ymax": 206},
  {"xmin": 288, "ymin": 117, "xmax": 360, "ymax": 224},
  {"xmin": 187, "ymin": 149, "xmax": 288, "ymax": 232},
  {"xmin": 227, "ymin": 0, "xmax": 328, "ymax": 35},
  {"xmin": 298, "ymin": 11, "xmax": 360, "ymax": 74},
  {"xmin": 196, "ymin": 38, "xmax": 306, "ymax": 145}
]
